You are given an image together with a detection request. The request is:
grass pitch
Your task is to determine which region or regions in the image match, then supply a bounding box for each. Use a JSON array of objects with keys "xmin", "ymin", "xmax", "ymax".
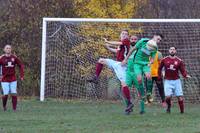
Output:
[{"xmin": 0, "ymin": 98, "xmax": 200, "ymax": 133}]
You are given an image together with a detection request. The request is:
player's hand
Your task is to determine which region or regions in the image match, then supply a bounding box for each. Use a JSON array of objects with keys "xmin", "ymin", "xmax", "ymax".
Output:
[
  {"xmin": 186, "ymin": 75, "xmax": 191, "ymax": 78},
  {"xmin": 162, "ymin": 71, "xmax": 165, "ymax": 77},
  {"xmin": 20, "ymin": 77, "xmax": 24, "ymax": 81},
  {"xmin": 103, "ymin": 43, "xmax": 110, "ymax": 49},
  {"xmin": 149, "ymin": 58, "xmax": 154, "ymax": 64},
  {"xmin": 103, "ymin": 38, "xmax": 108, "ymax": 43},
  {"xmin": 157, "ymin": 76, "xmax": 162, "ymax": 81},
  {"xmin": 121, "ymin": 60, "xmax": 127, "ymax": 66}
]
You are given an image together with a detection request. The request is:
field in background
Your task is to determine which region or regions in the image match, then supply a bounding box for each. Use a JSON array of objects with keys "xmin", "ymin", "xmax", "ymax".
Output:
[{"xmin": 0, "ymin": 99, "xmax": 200, "ymax": 133}]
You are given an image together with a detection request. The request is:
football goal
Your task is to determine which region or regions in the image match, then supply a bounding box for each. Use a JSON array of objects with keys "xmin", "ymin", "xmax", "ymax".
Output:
[{"xmin": 40, "ymin": 18, "xmax": 200, "ymax": 102}]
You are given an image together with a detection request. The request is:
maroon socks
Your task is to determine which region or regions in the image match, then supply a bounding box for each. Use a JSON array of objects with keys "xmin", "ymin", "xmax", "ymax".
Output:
[
  {"xmin": 2, "ymin": 95, "xmax": 18, "ymax": 111},
  {"xmin": 122, "ymin": 86, "xmax": 131, "ymax": 102},
  {"xmin": 95, "ymin": 63, "xmax": 103, "ymax": 78},
  {"xmin": 12, "ymin": 96, "xmax": 17, "ymax": 111},
  {"xmin": 178, "ymin": 100, "xmax": 184, "ymax": 113},
  {"xmin": 2, "ymin": 95, "xmax": 8, "ymax": 111}
]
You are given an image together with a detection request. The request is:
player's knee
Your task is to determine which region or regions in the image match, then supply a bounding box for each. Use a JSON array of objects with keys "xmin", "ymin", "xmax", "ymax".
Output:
[
  {"xmin": 165, "ymin": 96, "xmax": 171, "ymax": 100},
  {"xmin": 138, "ymin": 79, "xmax": 142, "ymax": 84},
  {"xmin": 97, "ymin": 58, "xmax": 103, "ymax": 63},
  {"xmin": 137, "ymin": 76, "xmax": 142, "ymax": 83},
  {"xmin": 98, "ymin": 58, "xmax": 105, "ymax": 64},
  {"xmin": 178, "ymin": 96, "xmax": 183, "ymax": 101},
  {"xmin": 121, "ymin": 82, "xmax": 126, "ymax": 87},
  {"xmin": 145, "ymin": 73, "xmax": 151, "ymax": 80}
]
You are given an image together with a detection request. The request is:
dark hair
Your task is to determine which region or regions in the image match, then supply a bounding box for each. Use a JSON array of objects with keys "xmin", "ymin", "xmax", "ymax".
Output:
[
  {"xmin": 155, "ymin": 33, "xmax": 164, "ymax": 39},
  {"xmin": 170, "ymin": 46, "xmax": 177, "ymax": 49}
]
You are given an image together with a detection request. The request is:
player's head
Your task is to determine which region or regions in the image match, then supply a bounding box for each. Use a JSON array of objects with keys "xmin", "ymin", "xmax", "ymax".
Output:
[
  {"xmin": 146, "ymin": 40, "xmax": 157, "ymax": 51},
  {"xmin": 152, "ymin": 33, "xmax": 163, "ymax": 44},
  {"xmin": 169, "ymin": 46, "xmax": 177, "ymax": 56},
  {"xmin": 120, "ymin": 29, "xmax": 129, "ymax": 41},
  {"xmin": 130, "ymin": 35, "xmax": 138, "ymax": 46},
  {"xmin": 4, "ymin": 45, "xmax": 12, "ymax": 54}
]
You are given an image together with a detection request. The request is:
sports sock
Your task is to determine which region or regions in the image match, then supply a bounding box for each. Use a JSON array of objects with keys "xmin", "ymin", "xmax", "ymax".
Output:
[
  {"xmin": 95, "ymin": 63, "xmax": 103, "ymax": 78},
  {"xmin": 146, "ymin": 79, "xmax": 153, "ymax": 95},
  {"xmin": 138, "ymin": 83, "xmax": 145, "ymax": 112},
  {"xmin": 2, "ymin": 95, "xmax": 8, "ymax": 110},
  {"xmin": 140, "ymin": 97, "xmax": 145, "ymax": 112},
  {"xmin": 166, "ymin": 97, "xmax": 171, "ymax": 110},
  {"xmin": 178, "ymin": 99, "xmax": 184, "ymax": 113},
  {"xmin": 122, "ymin": 86, "xmax": 131, "ymax": 104},
  {"xmin": 12, "ymin": 95, "xmax": 17, "ymax": 111}
]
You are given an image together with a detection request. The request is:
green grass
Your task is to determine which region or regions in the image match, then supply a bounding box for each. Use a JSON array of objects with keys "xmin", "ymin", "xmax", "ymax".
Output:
[{"xmin": 0, "ymin": 99, "xmax": 200, "ymax": 133}]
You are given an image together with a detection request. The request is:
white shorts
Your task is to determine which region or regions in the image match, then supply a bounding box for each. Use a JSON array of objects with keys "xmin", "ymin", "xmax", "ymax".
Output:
[
  {"xmin": 164, "ymin": 79, "xmax": 183, "ymax": 96},
  {"xmin": 1, "ymin": 81, "xmax": 17, "ymax": 95},
  {"xmin": 105, "ymin": 59, "xmax": 127, "ymax": 82}
]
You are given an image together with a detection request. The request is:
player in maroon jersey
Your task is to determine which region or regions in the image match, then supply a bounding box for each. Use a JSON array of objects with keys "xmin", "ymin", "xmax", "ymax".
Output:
[
  {"xmin": 87, "ymin": 32, "xmax": 138, "ymax": 115},
  {"xmin": 0, "ymin": 45, "xmax": 24, "ymax": 111},
  {"xmin": 87, "ymin": 29, "xmax": 130, "ymax": 84},
  {"xmin": 158, "ymin": 46, "xmax": 190, "ymax": 114}
]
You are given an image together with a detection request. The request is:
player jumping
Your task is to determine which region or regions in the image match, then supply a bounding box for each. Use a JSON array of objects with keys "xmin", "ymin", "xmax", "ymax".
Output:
[{"xmin": 122, "ymin": 33, "xmax": 163, "ymax": 114}]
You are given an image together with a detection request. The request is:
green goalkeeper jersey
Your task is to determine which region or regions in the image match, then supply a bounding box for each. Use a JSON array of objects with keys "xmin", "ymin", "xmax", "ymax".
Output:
[{"xmin": 134, "ymin": 38, "xmax": 157, "ymax": 65}]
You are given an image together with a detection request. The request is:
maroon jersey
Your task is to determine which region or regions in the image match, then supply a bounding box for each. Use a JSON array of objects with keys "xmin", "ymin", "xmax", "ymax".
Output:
[
  {"xmin": 116, "ymin": 38, "xmax": 130, "ymax": 61},
  {"xmin": 158, "ymin": 56, "xmax": 187, "ymax": 80},
  {"xmin": 0, "ymin": 54, "xmax": 24, "ymax": 82}
]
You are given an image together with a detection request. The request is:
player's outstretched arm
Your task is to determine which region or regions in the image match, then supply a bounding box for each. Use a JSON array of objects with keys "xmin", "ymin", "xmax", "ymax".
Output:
[
  {"xmin": 104, "ymin": 43, "xmax": 117, "ymax": 53},
  {"xmin": 103, "ymin": 38, "xmax": 122, "ymax": 46}
]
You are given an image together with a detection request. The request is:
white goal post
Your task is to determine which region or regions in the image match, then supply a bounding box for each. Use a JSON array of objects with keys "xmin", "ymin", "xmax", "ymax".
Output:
[{"xmin": 40, "ymin": 18, "xmax": 200, "ymax": 101}]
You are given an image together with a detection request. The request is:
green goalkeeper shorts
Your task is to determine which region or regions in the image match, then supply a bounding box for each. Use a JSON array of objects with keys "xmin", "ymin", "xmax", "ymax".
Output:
[{"xmin": 134, "ymin": 63, "xmax": 150, "ymax": 76}]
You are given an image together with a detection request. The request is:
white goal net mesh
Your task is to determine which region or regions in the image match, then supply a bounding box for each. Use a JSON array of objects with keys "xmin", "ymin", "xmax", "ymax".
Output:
[{"xmin": 42, "ymin": 20, "xmax": 200, "ymax": 103}]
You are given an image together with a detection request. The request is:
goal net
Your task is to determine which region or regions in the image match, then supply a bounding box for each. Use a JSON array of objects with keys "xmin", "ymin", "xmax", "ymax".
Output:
[{"xmin": 41, "ymin": 18, "xmax": 200, "ymax": 103}]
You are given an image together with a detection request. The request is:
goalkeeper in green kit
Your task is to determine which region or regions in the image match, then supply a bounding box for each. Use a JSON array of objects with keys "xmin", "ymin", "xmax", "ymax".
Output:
[{"xmin": 122, "ymin": 33, "xmax": 163, "ymax": 114}]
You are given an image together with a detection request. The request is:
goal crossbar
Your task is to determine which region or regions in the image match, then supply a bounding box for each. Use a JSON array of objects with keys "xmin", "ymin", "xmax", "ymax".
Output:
[{"xmin": 43, "ymin": 18, "xmax": 200, "ymax": 22}]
